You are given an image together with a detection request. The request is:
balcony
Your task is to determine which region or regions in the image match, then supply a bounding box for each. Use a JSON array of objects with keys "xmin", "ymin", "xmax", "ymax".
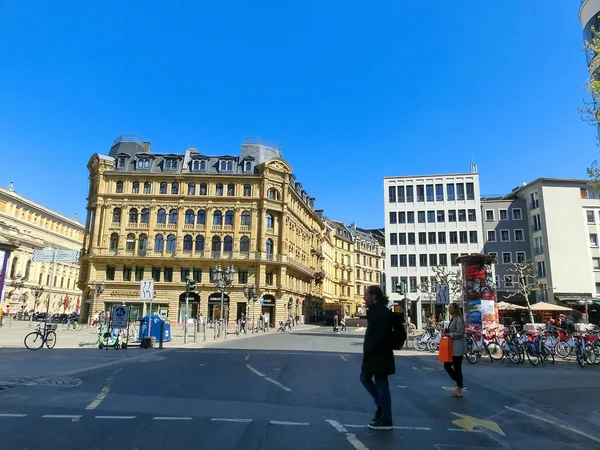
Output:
[
  {"xmin": 183, "ymin": 223, "xmax": 195, "ymax": 230},
  {"xmin": 212, "ymin": 225, "xmax": 222, "ymax": 231},
  {"xmin": 167, "ymin": 224, "xmax": 177, "ymax": 230},
  {"xmin": 110, "ymin": 221, "xmax": 120, "ymax": 229},
  {"xmin": 223, "ymin": 224, "xmax": 234, "ymax": 231},
  {"xmin": 240, "ymin": 225, "xmax": 250, "ymax": 232}
]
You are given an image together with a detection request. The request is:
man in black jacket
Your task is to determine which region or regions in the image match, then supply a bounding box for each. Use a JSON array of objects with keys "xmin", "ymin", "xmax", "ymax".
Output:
[{"xmin": 361, "ymin": 285, "xmax": 395, "ymax": 430}]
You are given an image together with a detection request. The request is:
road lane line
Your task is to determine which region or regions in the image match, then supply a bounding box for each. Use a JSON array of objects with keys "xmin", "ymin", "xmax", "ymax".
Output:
[
  {"xmin": 95, "ymin": 416, "xmax": 135, "ymax": 420},
  {"xmin": 343, "ymin": 424, "xmax": 366, "ymax": 428},
  {"xmin": 43, "ymin": 415, "xmax": 82, "ymax": 419},
  {"xmin": 447, "ymin": 428, "xmax": 483, "ymax": 433},
  {"xmin": 211, "ymin": 418, "xmax": 253, "ymax": 423},
  {"xmin": 245, "ymin": 354, "xmax": 250, "ymax": 361},
  {"xmin": 0, "ymin": 414, "xmax": 27, "ymax": 418},
  {"xmin": 346, "ymin": 434, "xmax": 370, "ymax": 450},
  {"xmin": 505, "ymin": 406, "xmax": 600, "ymax": 444},
  {"xmin": 326, "ymin": 419, "xmax": 348, "ymax": 433},
  {"xmin": 85, "ymin": 368, "xmax": 122, "ymax": 410},
  {"xmin": 270, "ymin": 420, "xmax": 309, "ymax": 426},
  {"xmin": 340, "ymin": 355, "xmax": 348, "ymax": 361},
  {"xmin": 343, "ymin": 424, "xmax": 431, "ymax": 431},
  {"xmin": 246, "ymin": 364, "xmax": 265, "ymax": 377},
  {"xmin": 397, "ymin": 385, "xmax": 408, "ymax": 388},
  {"xmin": 264, "ymin": 377, "xmax": 292, "ymax": 392},
  {"xmin": 154, "ymin": 417, "xmax": 192, "ymax": 420}
]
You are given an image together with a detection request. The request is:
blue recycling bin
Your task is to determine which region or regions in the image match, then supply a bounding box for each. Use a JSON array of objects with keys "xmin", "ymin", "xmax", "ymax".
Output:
[{"xmin": 139, "ymin": 314, "xmax": 172, "ymax": 342}]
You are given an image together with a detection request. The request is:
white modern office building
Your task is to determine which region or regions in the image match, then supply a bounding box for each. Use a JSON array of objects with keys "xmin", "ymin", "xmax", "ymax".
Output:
[{"xmin": 383, "ymin": 168, "xmax": 483, "ymax": 328}]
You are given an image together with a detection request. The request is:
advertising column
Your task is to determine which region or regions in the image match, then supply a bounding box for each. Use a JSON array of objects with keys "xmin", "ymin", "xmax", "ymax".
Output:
[
  {"xmin": 0, "ymin": 248, "xmax": 11, "ymax": 304},
  {"xmin": 459, "ymin": 254, "xmax": 498, "ymax": 330}
]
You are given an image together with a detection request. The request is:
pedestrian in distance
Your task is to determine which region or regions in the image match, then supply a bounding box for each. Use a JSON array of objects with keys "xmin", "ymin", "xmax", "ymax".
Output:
[
  {"xmin": 240, "ymin": 313, "xmax": 246, "ymax": 334},
  {"xmin": 360, "ymin": 285, "xmax": 395, "ymax": 430},
  {"xmin": 443, "ymin": 302, "xmax": 466, "ymax": 398}
]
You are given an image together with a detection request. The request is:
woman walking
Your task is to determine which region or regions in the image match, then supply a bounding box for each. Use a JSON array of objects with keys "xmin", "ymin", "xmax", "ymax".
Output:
[{"xmin": 444, "ymin": 302, "xmax": 465, "ymax": 397}]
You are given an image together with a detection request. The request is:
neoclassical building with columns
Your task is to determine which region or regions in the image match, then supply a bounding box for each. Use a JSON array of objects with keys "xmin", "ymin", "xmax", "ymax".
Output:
[{"xmin": 78, "ymin": 135, "xmax": 326, "ymax": 326}]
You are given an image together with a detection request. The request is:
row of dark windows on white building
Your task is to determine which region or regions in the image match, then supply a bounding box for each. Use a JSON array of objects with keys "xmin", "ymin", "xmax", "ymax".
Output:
[
  {"xmin": 109, "ymin": 233, "xmax": 274, "ymax": 254},
  {"xmin": 389, "ymin": 209, "xmax": 477, "ymax": 224},
  {"xmin": 388, "ymin": 182, "xmax": 475, "ymax": 203},
  {"xmin": 112, "ymin": 208, "xmax": 274, "ymax": 228},
  {"xmin": 389, "ymin": 230, "xmax": 478, "ymax": 246},
  {"xmin": 114, "ymin": 181, "xmax": 280, "ymax": 200}
]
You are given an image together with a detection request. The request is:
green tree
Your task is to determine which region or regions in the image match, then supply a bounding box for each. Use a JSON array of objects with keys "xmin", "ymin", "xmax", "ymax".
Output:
[{"xmin": 580, "ymin": 25, "xmax": 600, "ymax": 186}]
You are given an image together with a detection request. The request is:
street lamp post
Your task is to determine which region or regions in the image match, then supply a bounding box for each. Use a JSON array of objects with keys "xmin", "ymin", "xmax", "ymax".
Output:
[
  {"xmin": 211, "ymin": 264, "xmax": 234, "ymax": 339},
  {"xmin": 32, "ymin": 286, "xmax": 44, "ymax": 311},
  {"xmin": 394, "ymin": 281, "xmax": 409, "ymax": 340},
  {"xmin": 578, "ymin": 298, "xmax": 594, "ymax": 324},
  {"xmin": 243, "ymin": 284, "xmax": 258, "ymax": 334}
]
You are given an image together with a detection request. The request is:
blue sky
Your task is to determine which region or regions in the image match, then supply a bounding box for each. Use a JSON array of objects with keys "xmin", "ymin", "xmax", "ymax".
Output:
[{"xmin": 0, "ymin": 1, "xmax": 595, "ymax": 229}]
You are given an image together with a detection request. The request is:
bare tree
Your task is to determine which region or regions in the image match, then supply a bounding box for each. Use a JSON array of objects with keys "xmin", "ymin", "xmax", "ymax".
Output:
[
  {"xmin": 506, "ymin": 261, "xmax": 545, "ymax": 323},
  {"xmin": 417, "ymin": 266, "xmax": 463, "ymax": 315}
]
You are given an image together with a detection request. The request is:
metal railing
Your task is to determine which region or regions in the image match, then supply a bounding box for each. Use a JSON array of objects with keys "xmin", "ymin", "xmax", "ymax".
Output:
[{"xmin": 243, "ymin": 136, "xmax": 281, "ymax": 151}]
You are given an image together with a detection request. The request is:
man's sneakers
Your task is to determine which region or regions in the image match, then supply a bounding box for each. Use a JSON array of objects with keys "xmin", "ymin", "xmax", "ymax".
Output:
[
  {"xmin": 372, "ymin": 407, "xmax": 382, "ymax": 422},
  {"xmin": 368, "ymin": 418, "xmax": 394, "ymax": 430}
]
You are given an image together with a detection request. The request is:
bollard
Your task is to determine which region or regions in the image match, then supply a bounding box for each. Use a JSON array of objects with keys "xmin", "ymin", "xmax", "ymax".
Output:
[{"xmin": 159, "ymin": 320, "xmax": 165, "ymax": 349}]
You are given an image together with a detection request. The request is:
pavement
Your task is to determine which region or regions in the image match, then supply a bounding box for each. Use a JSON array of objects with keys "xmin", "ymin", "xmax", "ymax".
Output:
[{"xmin": 0, "ymin": 326, "xmax": 600, "ymax": 449}]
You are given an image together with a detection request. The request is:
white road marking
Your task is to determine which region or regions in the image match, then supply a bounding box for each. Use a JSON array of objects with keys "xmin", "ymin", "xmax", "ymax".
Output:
[
  {"xmin": 86, "ymin": 368, "xmax": 122, "ymax": 410},
  {"xmin": 198, "ymin": 364, "xmax": 206, "ymax": 367},
  {"xmin": 211, "ymin": 418, "xmax": 253, "ymax": 423},
  {"xmin": 0, "ymin": 414, "xmax": 27, "ymax": 418},
  {"xmin": 327, "ymin": 420, "xmax": 370, "ymax": 450},
  {"xmin": 245, "ymin": 354, "xmax": 250, "ymax": 361},
  {"xmin": 340, "ymin": 355, "xmax": 348, "ymax": 361},
  {"xmin": 447, "ymin": 428, "xmax": 482, "ymax": 433},
  {"xmin": 153, "ymin": 417, "xmax": 192, "ymax": 420},
  {"xmin": 397, "ymin": 385, "xmax": 408, "ymax": 388},
  {"xmin": 270, "ymin": 420, "xmax": 309, "ymax": 426},
  {"xmin": 505, "ymin": 406, "xmax": 600, "ymax": 444},
  {"xmin": 442, "ymin": 386, "xmax": 467, "ymax": 391},
  {"xmin": 42, "ymin": 415, "xmax": 82, "ymax": 419},
  {"xmin": 246, "ymin": 364, "xmax": 265, "ymax": 377},
  {"xmin": 264, "ymin": 377, "xmax": 292, "ymax": 392},
  {"xmin": 95, "ymin": 415, "xmax": 135, "ymax": 420},
  {"xmin": 343, "ymin": 424, "xmax": 431, "ymax": 431},
  {"xmin": 343, "ymin": 424, "xmax": 366, "ymax": 428}
]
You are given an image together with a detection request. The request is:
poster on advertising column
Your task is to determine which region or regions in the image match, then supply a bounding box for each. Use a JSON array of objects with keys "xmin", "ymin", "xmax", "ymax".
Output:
[{"xmin": 460, "ymin": 254, "xmax": 498, "ymax": 330}]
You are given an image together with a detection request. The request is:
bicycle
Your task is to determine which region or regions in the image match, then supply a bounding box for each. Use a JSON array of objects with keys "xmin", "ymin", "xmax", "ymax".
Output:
[
  {"xmin": 62, "ymin": 318, "xmax": 83, "ymax": 331},
  {"xmin": 24, "ymin": 323, "xmax": 58, "ymax": 350}
]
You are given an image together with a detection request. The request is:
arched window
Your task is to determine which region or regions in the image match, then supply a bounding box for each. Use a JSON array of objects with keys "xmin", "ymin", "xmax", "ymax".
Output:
[
  {"xmin": 225, "ymin": 210, "xmax": 234, "ymax": 225},
  {"xmin": 227, "ymin": 161, "xmax": 233, "ymax": 171},
  {"xmin": 240, "ymin": 236, "xmax": 250, "ymax": 253},
  {"xmin": 132, "ymin": 181, "xmax": 140, "ymax": 194},
  {"xmin": 140, "ymin": 208, "xmax": 150, "ymax": 223},
  {"xmin": 143, "ymin": 182, "xmax": 151, "ymax": 194},
  {"xmin": 212, "ymin": 236, "xmax": 221, "ymax": 253},
  {"xmin": 213, "ymin": 210, "xmax": 223, "ymax": 225},
  {"xmin": 192, "ymin": 160, "xmax": 200, "ymax": 170},
  {"xmin": 9, "ymin": 257, "xmax": 18, "ymax": 278},
  {"xmin": 24, "ymin": 260, "xmax": 32, "ymax": 280},
  {"xmin": 166, "ymin": 234, "xmax": 177, "ymax": 252},
  {"xmin": 227, "ymin": 184, "xmax": 235, "ymax": 196},
  {"xmin": 220, "ymin": 161, "xmax": 227, "ymax": 171},
  {"xmin": 116, "ymin": 181, "xmax": 124, "ymax": 193},
  {"xmin": 159, "ymin": 182, "xmax": 167, "ymax": 194},
  {"xmin": 245, "ymin": 161, "xmax": 252, "ymax": 172},
  {"xmin": 168, "ymin": 209, "xmax": 178, "ymax": 224},
  {"xmin": 224, "ymin": 236, "xmax": 233, "ymax": 252},
  {"xmin": 266, "ymin": 213, "xmax": 273, "ymax": 228},
  {"xmin": 200, "ymin": 160, "xmax": 206, "ymax": 170},
  {"xmin": 185, "ymin": 209, "xmax": 195, "ymax": 224},
  {"xmin": 197, "ymin": 210, "xmax": 206, "ymax": 225},
  {"xmin": 200, "ymin": 183, "xmax": 207, "ymax": 195},
  {"xmin": 243, "ymin": 184, "xmax": 251, "ymax": 196},
  {"xmin": 188, "ymin": 183, "xmax": 196, "ymax": 195},
  {"xmin": 183, "ymin": 235, "xmax": 193, "ymax": 252},
  {"xmin": 109, "ymin": 233, "xmax": 119, "ymax": 250},
  {"xmin": 241, "ymin": 211, "xmax": 251, "ymax": 226},
  {"xmin": 216, "ymin": 184, "xmax": 223, "ymax": 196},
  {"xmin": 138, "ymin": 234, "xmax": 148, "ymax": 252},
  {"xmin": 171, "ymin": 182, "xmax": 179, "ymax": 194},
  {"xmin": 128, "ymin": 208, "xmax": 138, "ymax": 223},
  {"xmin": 268, "ymin": 189, "xmax": 277, "ymax": 200},
  {"xmin": 157, "ymin": 209, "xmax": 166, "ymax": 224},
  {"xmin": 154, "ymin": 234, "xmax": 164, "ymax": 252},
  {"xmin": 126, "ymin": 233, "xmax": 135, "ymax": 251},
  {"xmin": 266, "ymin": 239, "xmax": 273, "ymax": 255},
  {"xmin": 112, "ymin": 208, "xmax": 121, "ymax": 223},
  {"xmin": 195, "ymin": 235, "xmax": 205, "ymax": 252}
]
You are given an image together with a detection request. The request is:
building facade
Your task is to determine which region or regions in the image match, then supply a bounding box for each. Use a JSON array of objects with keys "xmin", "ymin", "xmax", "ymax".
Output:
[
  {"xmin": 78, "ymin": 135, "xmax": 325, "ymax": 326},
  {"xmin": 0, "ymin": 184, "xmax": 84, "ymax": 314},
  {"xmin": 349, "ymin": 224, "xmax": 383, "ymax": 305},
  {"xmin": 323, "ymin": 219, "xmax": 356, "ymax": 317},
  {"xmin": 383, "ymin": 170, "xmax": 482, "ymax": 328},
  {"xmin": 481, "ymin": 197, "xmax": 530, "ymax": 302}
]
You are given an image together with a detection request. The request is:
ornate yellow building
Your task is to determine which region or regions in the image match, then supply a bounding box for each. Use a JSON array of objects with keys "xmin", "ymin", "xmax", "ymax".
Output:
[
  {"xmin": 78, "ymin": 136, "xmax": 326, "ymax": 326},
  {"xmin": 349, "ymin": 224, "xmax": 384, "ymax": 306},
  {"xmin": 0, "ymin": 184, "xmax": 84, "ymax": 314}
]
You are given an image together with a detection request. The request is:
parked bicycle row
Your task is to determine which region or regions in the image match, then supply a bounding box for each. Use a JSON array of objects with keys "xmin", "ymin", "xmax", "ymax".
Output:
[{"xmin": 411, "ymin": 324, "xmax": 600, "ymax": 368}]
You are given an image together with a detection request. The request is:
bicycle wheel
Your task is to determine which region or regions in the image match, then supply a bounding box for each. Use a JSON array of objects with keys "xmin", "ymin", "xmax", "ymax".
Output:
[
  {"xmin": 585, "ymin": 344, "xmax": 596, "ymax": 365},
  {"xmin": 508, "ymin": 343, "xmax": 521, "ymax": 364},
  {"xmin": 412, "ymin": 334, "xmax": 426, "ymax": 350},
  {"xmin": 526, "ymin": 348, "xmax": 540, "ymax": 366},
  {"xmin": 45, "ymin": 331, "xmax": 56, "ymax": 349},
  {"xmin": 542, "ymin": 346, "xmax": 555, "ymax": 364},
  {"xmin": 75, "ymin": 322, "xmax": 83, "ymax": 331},
  {"xmin": 465, "ymin": 342, "xmax": 478, "ymax": 364},
  {"xmin": 487, "ymin": 343, "xmax": 504, "ymax": 361},
  {"xmin": 554, "ymin": 341, "xmax": 570, "ymax": 359},
  {"xmin": 24, "ymin": 332, "xmax": 44, "ymax": 350},
  {"xmin": 62, "ymin": 322, "xmax": 70, "ymax": 331},
  {"xmin": 427, "ymin": 340, "xmax": 438, "ymax": 353}
]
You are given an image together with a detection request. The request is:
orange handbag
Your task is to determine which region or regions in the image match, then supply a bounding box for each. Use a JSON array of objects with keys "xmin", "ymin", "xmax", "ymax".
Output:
[{"xmin": 438, "ymin": 336, "xmax": 453, "ymax": 363}]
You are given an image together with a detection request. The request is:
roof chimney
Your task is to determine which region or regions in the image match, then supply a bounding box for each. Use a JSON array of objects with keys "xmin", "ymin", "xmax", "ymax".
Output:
[{"xmin": 142, "ymin": 142, "xmax": 151, "ymax": 153}]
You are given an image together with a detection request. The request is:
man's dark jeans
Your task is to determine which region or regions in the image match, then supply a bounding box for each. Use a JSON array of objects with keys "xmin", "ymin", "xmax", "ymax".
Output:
[{"xmin": 360, "ymin": 370, "xmax": 392, "ymax": 421}]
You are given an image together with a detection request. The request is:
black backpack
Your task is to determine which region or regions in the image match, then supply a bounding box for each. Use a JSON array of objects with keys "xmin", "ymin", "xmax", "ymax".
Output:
[{"xmin": 390, "ymin": 312, "xmax": 407, "ymax": 350}]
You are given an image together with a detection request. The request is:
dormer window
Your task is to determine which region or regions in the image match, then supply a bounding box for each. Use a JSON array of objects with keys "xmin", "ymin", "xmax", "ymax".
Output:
[
  {"xmin": 138, "ymin": 158, "xmax": 150, "ymax": 169},
  {"xmin": 192, "ymin": 160, "xmax": 207, "ymax": 171},
  {"xmin": 220, "ymin": 160, "xmax": 234, "ymax": 171},
  {"xmin": 220, "ymin": 161, "xmax": 226, "ymax": 171},
  {"xmin": 117, "ymin": 157, "xmax": 127, "ymax": 169},
  {"xmin": 244, "ymin": 161, "xmax": 252, "ymax": 172},
  {"xmin": 165, "ymin": 159, "xmax": 178, "ymax": 170}
]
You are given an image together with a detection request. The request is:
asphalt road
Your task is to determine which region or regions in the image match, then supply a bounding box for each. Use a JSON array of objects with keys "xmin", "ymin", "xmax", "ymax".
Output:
[{"xmin": 1, "ymin": 327, "xmax": 599, "ymax": 450}]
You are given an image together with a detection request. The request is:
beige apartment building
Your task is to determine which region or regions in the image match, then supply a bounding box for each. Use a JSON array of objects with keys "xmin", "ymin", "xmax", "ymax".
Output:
[
  {"xmin": 0, "ymin": 184, "xmax": 84, "ymax": 314},
  {"xmin": 78, "ymin": 135, "xmax": 326, "ymax": 326},
  {"xmin": 350, "ymin": 224, "xmax": 383, "ymax": 306}
]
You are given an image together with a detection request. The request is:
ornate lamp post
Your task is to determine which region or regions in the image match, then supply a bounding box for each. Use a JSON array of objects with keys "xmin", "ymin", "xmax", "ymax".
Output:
[
  {"xmin": 211, "ymin": 265, "xmax": 234, "ymax": 338},
  {"xmin": 91, "ymin": 280, "xmax": 105, "ymax": 323},
  {"xmin": 243, "ymin": 284, "xmax": 259, "ymax": 334}
]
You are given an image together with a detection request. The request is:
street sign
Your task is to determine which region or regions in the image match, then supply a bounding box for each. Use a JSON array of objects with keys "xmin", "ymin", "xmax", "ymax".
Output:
[
  {"xmin": 140, "ymin": 279, "xmax": 154, "ymax": 301},
  {"xmin": 32, "ymin": 249, "xmax": 79, "ymax": 263},
  {"xmin": 436, "ymin": 283, "xmax": 450, "ymax": 304},
  {"xmin": 111, "ymin": 305, "xmax": 130, "ymax": 329}
]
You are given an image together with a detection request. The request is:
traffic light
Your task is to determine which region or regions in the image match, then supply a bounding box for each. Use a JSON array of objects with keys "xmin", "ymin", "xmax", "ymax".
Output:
[
  {"xmin": 186, "ymin": 278, "xmax": 197, "ymax": 294},
  {"xmin": 395, "ymin": 283, "xmax": 404, "ymax": 295}
]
